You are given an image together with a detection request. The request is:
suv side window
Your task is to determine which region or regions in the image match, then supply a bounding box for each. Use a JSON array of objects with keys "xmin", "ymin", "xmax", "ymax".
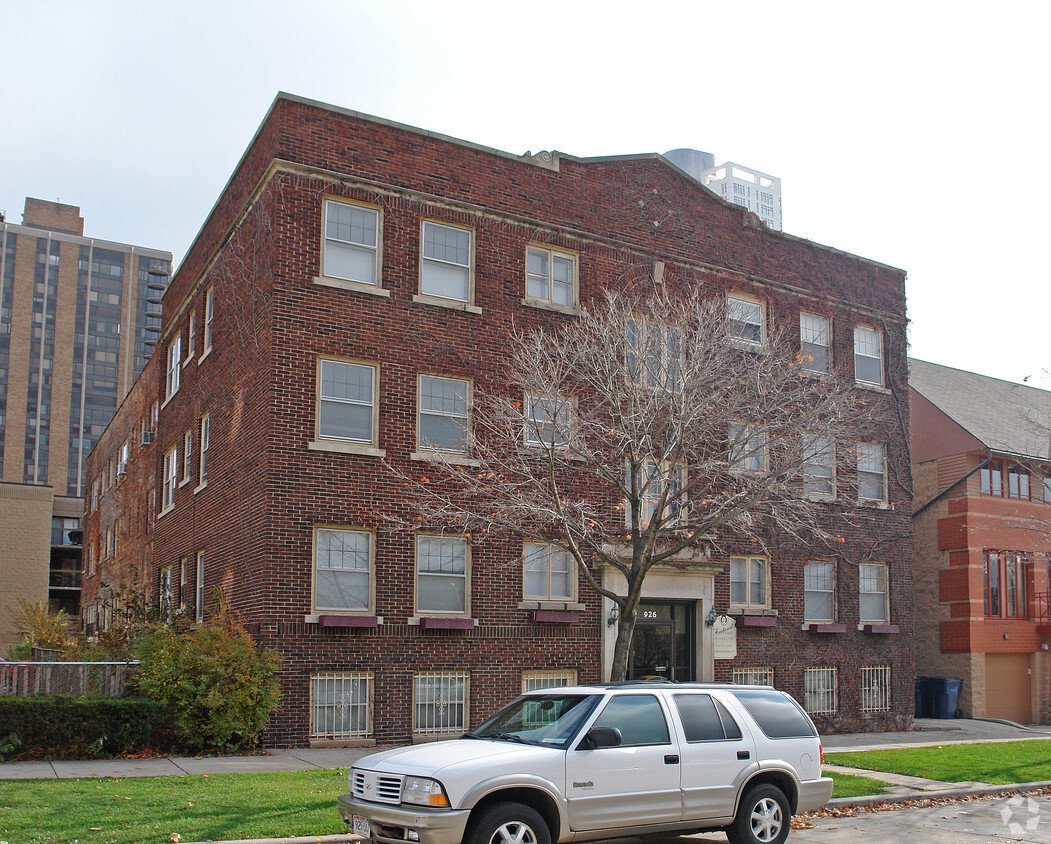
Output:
[
  {"xmin": 728, "ymin": 690, "xmax": 817, "ymax": 738},
  {"xmin": 592, "ymin": 694, "xmax": 670, "ymax": 746},
  {"xmin": 674, "ymin": 694, "xmax": 743, "ymax": 742}
]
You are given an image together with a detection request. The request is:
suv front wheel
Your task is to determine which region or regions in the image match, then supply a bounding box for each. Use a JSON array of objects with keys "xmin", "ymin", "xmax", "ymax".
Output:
[
  {"xmin": 464, "ymin": 801, "xmax": 552, "ymax": 844},
  {"xmin": 726, "ymin": 783, "xmax": 791, "ymax": 844}
]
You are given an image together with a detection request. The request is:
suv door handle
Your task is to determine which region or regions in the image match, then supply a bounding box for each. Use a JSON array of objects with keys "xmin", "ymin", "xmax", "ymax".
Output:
[
  {"xmin": 737, "ymin": 751, "xmax": 750, "ymax": 760},
  {"xmin": 664, "ymin": 754, "xmax": 679, "ymax": 765}
]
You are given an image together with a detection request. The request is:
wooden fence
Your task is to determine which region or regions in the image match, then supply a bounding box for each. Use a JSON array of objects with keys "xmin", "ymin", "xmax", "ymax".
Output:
[{"xmin": 0, "ymin": 661, "xmax": 139, "ymax": 697}]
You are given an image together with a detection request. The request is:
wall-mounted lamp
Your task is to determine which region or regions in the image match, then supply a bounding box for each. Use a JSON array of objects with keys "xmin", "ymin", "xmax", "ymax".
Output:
[
  {"xmin": 705, "ymin": 606, "xmax": 719, "ymax": 627},
  {"xmin": 607, "ymin": 605, "xmax": 620, "ymax": 627}
]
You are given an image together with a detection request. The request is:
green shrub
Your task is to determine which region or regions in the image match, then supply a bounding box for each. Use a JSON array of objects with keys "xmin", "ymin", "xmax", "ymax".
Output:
[
  {"xmin": 131, "ymin": 614, "xmax": 281, "ymax": 752},
  {"xmin": 0, "ymin": 696, "xmax": 168, "ymax": 761}
]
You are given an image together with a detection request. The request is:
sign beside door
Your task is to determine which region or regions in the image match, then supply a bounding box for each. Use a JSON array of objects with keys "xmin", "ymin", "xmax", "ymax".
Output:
[{"xmin": 711, "ymin": 615, "xmax": 737, "ymax": 660}]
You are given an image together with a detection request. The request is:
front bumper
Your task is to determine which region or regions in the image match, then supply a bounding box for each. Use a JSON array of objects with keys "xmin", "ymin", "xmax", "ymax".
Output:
[
  {"xmin": 797, "ymin": 776, "xmax": 834, "ymax": 812},
  {"xmin": 337, "ymin": 793, "xmax": 470, "ymax": 844}
]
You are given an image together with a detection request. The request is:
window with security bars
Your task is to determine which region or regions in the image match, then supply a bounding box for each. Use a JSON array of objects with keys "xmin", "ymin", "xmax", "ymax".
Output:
[
  {"xmin": 732, "ymin": 667, "xmax": 774, "ymax": 686},
  {"xmin": 521, "ymin": 670, "xmax": 577, "ymax": 692},
  {"xmin": 310, "ymin": 672, "xmax": 373, "ymax": 739},
  {"xmin": 413, "ymin": 671, "xmax": 468, "ymax": 736},
  {"xmin": 860, "ymin": 666, "xmax": 891, "ymax": 713},
  {"xmin": 804, "ymin": 666, "xmax": 838, "ymax": 714}
]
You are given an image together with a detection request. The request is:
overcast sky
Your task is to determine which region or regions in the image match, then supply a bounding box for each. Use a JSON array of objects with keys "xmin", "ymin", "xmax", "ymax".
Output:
[{"xmin": 3, "ymin": 0, "xmax": 1047, "ymax": 387}]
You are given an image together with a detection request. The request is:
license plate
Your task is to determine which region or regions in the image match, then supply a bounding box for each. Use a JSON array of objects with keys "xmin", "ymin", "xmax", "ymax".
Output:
[{"xmin": 352, "ymin": 815, "xmax": 371, "ymax": 838}]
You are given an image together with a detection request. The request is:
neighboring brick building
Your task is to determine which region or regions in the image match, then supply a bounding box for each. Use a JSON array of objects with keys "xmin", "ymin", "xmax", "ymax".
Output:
[
  {"xmin": 910, "ymin": 359, "xmax": 1051, "ymax": 724},
  {"xmin": 82, "ymin": 94, "xmax": 912, "ymax": 745}
]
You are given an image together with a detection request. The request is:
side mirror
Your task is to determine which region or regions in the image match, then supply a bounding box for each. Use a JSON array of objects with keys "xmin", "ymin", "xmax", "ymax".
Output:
[{"xmin": 578, "ymin": 726, "xmax": 623, "ymax": 750}]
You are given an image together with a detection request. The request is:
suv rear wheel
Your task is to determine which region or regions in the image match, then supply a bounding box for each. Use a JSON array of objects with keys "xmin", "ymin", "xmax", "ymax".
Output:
[
  {"xmin": 464, "ymin": 801, "xmax": 552, "ymax": 844},
  {"xmin": 726, "ymin": 783, "xmax": 791, "ymax": 844}
]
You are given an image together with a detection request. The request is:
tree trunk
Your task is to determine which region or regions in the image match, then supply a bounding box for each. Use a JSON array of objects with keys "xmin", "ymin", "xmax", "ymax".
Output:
[{"xmin": 609, "ymin": 612, "xmax": 636, "ymax": 681}]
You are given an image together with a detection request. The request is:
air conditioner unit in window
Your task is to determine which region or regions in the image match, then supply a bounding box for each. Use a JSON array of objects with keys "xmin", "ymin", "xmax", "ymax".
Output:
[{"xmin": 140, "ymin": 431, "xmax": 155, "ymax": 446}]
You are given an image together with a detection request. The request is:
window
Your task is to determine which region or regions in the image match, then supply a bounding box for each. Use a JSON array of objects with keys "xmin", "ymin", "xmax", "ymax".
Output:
[
  {"xmin": 729, "ymin": 424, "xmax": 766, "ymax": 472},
  {"xmin": 859, "ymin": 562, "xmax": 889, "ymax": 623},
  {"xmin": 984, "ymin": 551, "xmax": 1028, "ymax": 618},
  {"xmin": 591, "ymin": 694, "xmax": 670, "ymax": 747},
  {"xmin": 804, "ymin": 666, "xmax": 838, "ymax": 714},
  {"xmin": 314, "ymin": 528, "xmax": 372, "ymax": 613},
  {"xmin": 804, "ymin": 561, "xmax": 835, "ymax": 623},
  {"xmin": 311, "ymin": 672, "xmax": 373, "ymax": 740},
  {"xmin": 1043, "ymin": 473, "xmax": 1051, "ymax": 503},
  {"xmin": 523, "ymin": 542, "xmax": 574, "ymax": 601},
  {"xmin": 323, "ymin": 199, "xmax": 379, "ymax": 285},
  {"xmin": 159, "ymin": 566, "xmax": 173, "ymax": 622},
  {"xmin": 117, "ymin": 441, "xmax": 129, "ymax": 476},
  {"xmin": 418, "ymin": 375, "xmax": 469, "ymax": 453},
  {"xmin": 416, "ymin": 535, "xmax": 468, "ymax": 614},
  {"xmin": 982, "ymin": 460, "xmax": 1031, "ymax": 500},
  {"xmin": 730, "ymin": 556, "xmax": 769, "ymax": 610},
  {"xmin": 166, "ymin": 336, "xmax": 181, "ymax": 399},
  {"xmin": 195, "ymin": 551, "xmax": 205, "ymax": 622},
  {"xmin": 202, "ymin": 287, "xmax": 214, "ymax": 352},
  {"xmin": 521, "ymin": 670, "xmax": 577, "ymax": 692},
  {"xmin": 625, "ymin": 319, "xmax": 682, "ymax": 392},
  {"xmin": 162, "ymin": 447, "xmax": 178, "ymax": 512},
  {"xmin": 421, "ymin": 221, "xmax": 471, "ymax": 302},
  {"xmin": 526, "ymin": 245, "xmax": 576, "ymax": 308},
  {"xmin": 198, "ymin": 415, "xmax": 210, "ymax": 486},
  {"xmin": 413, "ymin": 671, "xmax": 468, "ymax": 736},
  {"xmin": 182, "ymin": 431, "xmax": 193, "ymax": 484},
  {"xmin": 187, "ymin": 310, "xmax": 196, "ymax": 359},
  {"xmin": 800, "ymin": 312, "xmax": 830, "ymax": 374},
  {"xmin": 318, "ymin": 360, "xmax": 377, "ymax": 444},
  {"xmin": 728, "ymin": 294, "xmax": 764, "ymax": 346},
  {"xmin": 627, "ymin": 458, "xmax": 686, "ymax": 527},
  {"xmin": 802, "ymin": 434, "xmax": 834, "ymax": 497},
  {"xmin": 673, "ymin": 694, "xmax": 742, "ymax": 742},
  {"xmin": 860, "ymin": 666, "xmax": 891, "ymax": 713},
  {"xmin": 524, "ymin": 395, "xmax": 573, "ymax": 448},
  {"xmin": 853, "ymin": 325, "xmax": 883, "ymax": 386},
  {"xmin": 857, "ymin": 442, "xmax": 886, "ymax": 503},
  {"xmin": 732, "ymin": 667, "xmax": 774, "ymax": 686}
]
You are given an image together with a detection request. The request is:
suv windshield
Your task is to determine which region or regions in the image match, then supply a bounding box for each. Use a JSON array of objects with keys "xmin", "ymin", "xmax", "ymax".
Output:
[{"xmin": 467, "ymin": 694, "xmax": 600, "ymax": 749}]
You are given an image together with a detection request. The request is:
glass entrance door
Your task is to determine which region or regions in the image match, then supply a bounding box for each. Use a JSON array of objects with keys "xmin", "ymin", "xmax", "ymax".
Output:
[{"xmin": 628, "ymin": 602, "xmax": 695, "ymax": 681}]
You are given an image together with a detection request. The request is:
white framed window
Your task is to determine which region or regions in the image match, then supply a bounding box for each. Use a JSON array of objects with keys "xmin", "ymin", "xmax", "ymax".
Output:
[
  {"xmin": 521, "ymin": 669, "xmax": 578, "ymax": 692},
  {"xmin": 800, "ymin": 312, "xmax": 830, "ymax": 374},
  {"xmin": 859, "ymin": 562, "xmax": 889, "ymax": 623},
  {"xmin": 179, "ymin": 557, "xmax": 187, "ymax": 611},
  {"xmin": 728, "ymin": 294, "xmax": 764, "ymax": 346},
  {"xmin": 418, "ymin": 375, "xmax": 469, "ymax": 453},
  {"xmin": 857, "ymin": 442, "xmax": 887, "ymax": 503},
  {"xmin": 627, "ymin": 458, "xmax": 686, "ymax": 527},
  {"xmin": 523, "ymin": 542, "xmax": 574, "ymax": 601},
  {"xmin": 729, "ymin": 423, "xmax": 766, "ymax": 472},
  {"xmin": 416, "ymin": 535, "xmax": 468, "ymax": 614},
  {"xmin": 314, "ymin": 528, "xmax": 373, "ymax": 613},
  {"xmin": 166, "ymin": 336, "xmax": 181, "ymax": 399},
  {"xmin": 195, "ymin": 551, "xmax": 205, "ymax": 622},
  {"xmin": 804, "ymin": 560, "xmax": 835, "ymax": 623},
  {"xmin": 311, "ymin": 672, "xmax": 374, "ymax": 740},
  {"xmin": 732, "ymin": 667, "xmax": 774, "ymax": 686},
  {"xmin": 860, "ymin": 665, "xmax": 891, "ymax": 713},
  {"xmin": 526, "ymin": 245, "xmax": 576, "ymax": 308},
  {"xmin": 159, "ymin": 566, "xmax": 173, "ymax": 623},
  {"xmin": 413, "ymin": 671, "xmax": 468, "ymax": 736},
  {"xmin": 187, "ymin": 310, "xmax": 196, "ymax": 359},
  {"xmin": 198, "ymin": 414, "xmax": 210, "ymax": 486},
  {"xmin": 524, "ymin": 394, "xmax": 573, "ymax": 448},
  {"xmin": 182, "ymin": 431, "xmax": 193, "ymax": 484},
  {"xmin": 318, "ymin": 359, "xmax": 377, "ymax": 445},
  {"xmin": 802, "ymin": 434, "xmax": 835, "ymax": 498},
  {"xmin": 730, "ymin": 556, "xmax": 769, "ymax": 610},
  {"xmin": 421, "ymin": 221, "xmax": 471, "ymax": 302},
  {"xmin": 202, "ymin": 287, "xmax": 214, "ymax": 353},
  {"xmin": 323, "ymin": 199, "xmax": 380, "ymax": 285},
  {"xmin": 804, "ymin": 666, "xmax": 838, "ymax": 714},
  {"xmin": 117, "ymin": 440, "xmax": 129, "ymax": 477},
  {"xmin": 854, "ymin": 325, "xmax": 883, "ymax": 386},
  {"xmin": 626, "ymin": 319, "xmax": 682, "ymax": 392},
  {"xmin": 162, "ymin": 446, "xmax": 178, "ymax": 512}
]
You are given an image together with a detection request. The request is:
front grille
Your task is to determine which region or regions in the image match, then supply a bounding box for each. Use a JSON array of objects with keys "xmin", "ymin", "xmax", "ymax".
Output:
[{"xmin": 352, "ymin": 768, "xmax": 404, "ymax": 804}]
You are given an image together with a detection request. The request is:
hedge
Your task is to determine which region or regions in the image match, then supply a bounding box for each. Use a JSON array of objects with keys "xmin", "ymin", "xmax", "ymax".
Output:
[{"xmin": 0, "ymin": 696, "xmax": 168, "ymax": 761}]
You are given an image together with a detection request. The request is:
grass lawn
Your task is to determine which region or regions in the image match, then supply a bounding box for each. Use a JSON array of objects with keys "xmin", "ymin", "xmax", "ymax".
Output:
[
  {"xmin": 0, "ymin": 769, "xmax": 352, "ymax": 844},
  {"xmin": 829, "ymin": 771, "xmax": 893, "ymax": 799},
  {"xmin": 826, "ymin": 739, "xmax": 1051, "ymax": 785}
]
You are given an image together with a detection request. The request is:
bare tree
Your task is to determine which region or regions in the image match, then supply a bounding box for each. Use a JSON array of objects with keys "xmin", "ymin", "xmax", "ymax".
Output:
[{"xmin": 395, "ymin": 286, "xmax": 865, "ymax": 680}]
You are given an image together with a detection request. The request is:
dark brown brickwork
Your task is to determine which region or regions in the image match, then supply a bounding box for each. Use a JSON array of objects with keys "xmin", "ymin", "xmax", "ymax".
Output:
[{"xmin": 86, "ymin": 94, "xmax": 913, "ymax": 746}]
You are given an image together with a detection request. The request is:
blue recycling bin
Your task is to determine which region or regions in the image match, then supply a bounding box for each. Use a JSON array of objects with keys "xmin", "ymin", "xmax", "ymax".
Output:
[
  {"xmin": 930, "ymin": 678, "xmax": 963, "ymax": 719},
  {"xmin": 914, "ymin": 677, "xmax": 932, "ymax": 718}
]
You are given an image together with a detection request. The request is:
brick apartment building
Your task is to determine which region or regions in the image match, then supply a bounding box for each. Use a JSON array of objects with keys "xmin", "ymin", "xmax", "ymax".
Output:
[
  {"xmin": 83, "ymin": 94, "xmax": 913, "ymax": 746},
  {"xmin": 911, "ymin": 358, "xmax": 1051, "ymax": 723}
]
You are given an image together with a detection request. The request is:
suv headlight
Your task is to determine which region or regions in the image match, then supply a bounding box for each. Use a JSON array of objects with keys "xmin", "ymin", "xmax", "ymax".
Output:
[{"xmin": 402, "ymin": 776, "xmax": 450, "ymax": 808}]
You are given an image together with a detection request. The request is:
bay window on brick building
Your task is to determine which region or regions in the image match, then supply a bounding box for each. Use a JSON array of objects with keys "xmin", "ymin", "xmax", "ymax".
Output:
[{"xmin": 82, "ymin": 94, "xmax": 913, "ymax": 745}]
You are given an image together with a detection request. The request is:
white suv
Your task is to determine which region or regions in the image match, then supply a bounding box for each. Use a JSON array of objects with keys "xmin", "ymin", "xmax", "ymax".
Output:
[{"xmin": 338, "ymin": 682, "xmax": 832, "ymax": 844}]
